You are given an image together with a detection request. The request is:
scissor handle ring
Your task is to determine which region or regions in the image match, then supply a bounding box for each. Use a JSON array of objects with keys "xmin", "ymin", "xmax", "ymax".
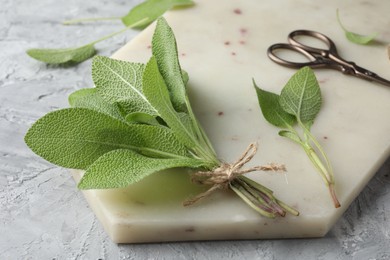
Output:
[
  {"xmin": 267, "ymin": 43, "xmax": 325, "ymax": 69},
  {"xmin": 288, "ymin": 30, "xmax": 338, "ymax": 54}
]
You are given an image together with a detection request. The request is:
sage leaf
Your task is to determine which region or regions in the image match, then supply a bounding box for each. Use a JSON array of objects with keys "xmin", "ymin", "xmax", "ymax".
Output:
[
  {"xmin": 178, "ymin": 112, "xmax": 196, "ymax": 137},
  {"xmin": 143, "ymin": 56, "xmax": 196, "ymax": 148},
  {"xmin": 68, "ymin": 88, "xmax": 124, "ymax": 121},
  {"xmin": 125, "ymin": 112, "xmax": 160, "ymax": 126},
  {"xmin": 121, "ymin": 0, "xmax": 194, "ymax": 28},
  {"xmin": 152, "ymin": 17, "xmax": 188, "ymax": 112},
  {"xmin": 24, "ymin": 108, "xmax": 189, "ymax": 169},
  {"xmin": 279, "ymin": 66, "xmax": 321, "ymax": 123},
  {"xmin": 78, "ymin": 149, "xmax": 204, "ymax": 189},
  {"xmin": 254, "ymin": 81, "xmax": 296, "ymax": 128},
  {"xmin": 151, "ymin": 18, "xmax": 217, "ymax": 159},
  {"xmin": 182, "ymin": 69, "xmax": 189, "ymax": 85},
  {"xmin": 344, "ymin": 31, "xmax": 378, "ymax": 45},
  {"xmin": 336, "ymin": 9, "xmax": 377, "ymax": 45},
  {"xmin": 278, "ymin": 130, "xmax": 302, "ymax": 144},
  {"xmin": 27, "ymin": 44, "xmax": 96, "ymax": 65},
  {"xmin": 92, "ymin": 56, "xmax": 158, "ymax": 116}
]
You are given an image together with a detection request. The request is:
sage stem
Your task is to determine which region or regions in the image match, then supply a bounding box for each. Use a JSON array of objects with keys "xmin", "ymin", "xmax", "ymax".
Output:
[
  {"xmin": 89, "ymin": 17, "xmax": 148, "ymax": 45},
  {"xmin": 63, "ymin": 16, "xmax": 122, "ymax": 25}
]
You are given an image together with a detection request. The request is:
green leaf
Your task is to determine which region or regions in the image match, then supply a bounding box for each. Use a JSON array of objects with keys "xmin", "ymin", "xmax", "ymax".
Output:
[
  {"xmin": 125, "ymin": 112, "xmax": 160, "ymax": 126},
  {"xmin": 344, "ymin": 31, "xmax": 377, "ymax": 45},
  {"xmin": 24, "ymin": 108, "xmax": 189, "ymax": 169},
  {"xmin": 279, "ymin": 67, "xmax": 322, "ymax": 123},
  {"xmin": 92, "ymin": 56, "xmax": 158, "ymax": 116},
  {"xmin": 152, "ymin": 17, "xmax": 188, "ymax": 112},
  {"xmin": 178, "ymin": 112, "xmax": 196, "ymax": 137},
  {"xmin": 143, "ymin": 56, "xmax": 196, "ymax": 148},
  {"xmin": 336, "ymin": 9, "xmax": 377, "ymax": 45},
  {"xmin": 26, "ymin": 44, "xmax": 96, "ymax": 64},
  {"xmin": 152, "ymin": 17, "xmax": 216, "ymax": 159},
  {"xmin": 78, "ymin": 149, "xmax": 204, "ymax": 189},
  {"xmin": 121, "ymin": 0, "xmax": 195, "ymax": 28},
  {"xmin": 278, "ymin": 130, "xmax": 302, "ymax": 144},
  {"xmin": 254, "ymin": 81, "xmax": 296, "ymax": 128},
  {"xmin": 182, "ymin": 69, "xmax": 189, "ymax": 85},
  {"xmin": 68, "ymin": 88, "xmax": 124, "ymax": 121}
]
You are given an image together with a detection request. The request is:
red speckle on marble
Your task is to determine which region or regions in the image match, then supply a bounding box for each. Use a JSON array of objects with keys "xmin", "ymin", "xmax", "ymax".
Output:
[
  {"xmin": 239, "ymin": 40, "xmax": 246, "ymax": 45},
  {"xmin": 147, "ymin": 45, "xmax": 151, "ymax": 49},
  {"xmin": 233, "ymin": 8, "xmax": 242, "ymax": 15},
  {"xmin": 318, "ymin": 78, "xmax": 329, "ymax": 84},
  {"xmin": 224, "ymin": 41, "xmax": 231, "ymax": 46},
  {"xmin": 231, "ymin": 52, "xmax": 236, "ymax": 56},
  {"xmin": 218, "ymin": 111, "xmax": 224, "ymax": 116},
  {"xmin": 240, "ymin": 28, "xmax": 248, "ymax": 35},
  {"xmin": 181, "ymin": 53, "xmax": 186, "ymax": 57}
]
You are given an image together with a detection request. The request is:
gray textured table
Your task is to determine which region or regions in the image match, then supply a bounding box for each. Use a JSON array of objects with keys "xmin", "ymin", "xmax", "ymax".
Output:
[{"xmin": 1, "ymin": 0, "xmax": 389, "ymax": 259}]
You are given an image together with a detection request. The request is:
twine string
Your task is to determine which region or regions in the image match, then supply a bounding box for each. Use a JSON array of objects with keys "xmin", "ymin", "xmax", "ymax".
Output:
[{"xmin": 183, "ymin": 142, "xmax": 286, "ymax": 206}]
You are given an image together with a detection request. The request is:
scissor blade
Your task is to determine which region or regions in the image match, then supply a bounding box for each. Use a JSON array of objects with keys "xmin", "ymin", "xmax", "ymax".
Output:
[
  {"xmin": 371, "ymin": 74, "xmax": 390, "ymax": 87},
  {"xmin": 353, "ymin": 65, "xmax": 390, "ymax": 87}
]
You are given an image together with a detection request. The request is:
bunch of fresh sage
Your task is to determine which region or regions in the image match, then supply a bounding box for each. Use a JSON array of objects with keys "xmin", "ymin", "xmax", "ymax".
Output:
[{"xmin": 25, "ymin": 18, "xmax": 298, "ymax": 218}]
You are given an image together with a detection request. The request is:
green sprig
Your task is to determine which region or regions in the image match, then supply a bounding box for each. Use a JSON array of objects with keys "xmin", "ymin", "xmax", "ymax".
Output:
[
  {"xmin": 27, "ymin": 0, "xmax": 195, "ymax": 65},
  {"xmin": 27, "ymin": 18, "xmax": 148, "ymax": 65},
  {"xmin": 62, "ymin": 0, "xmax": 194, "ymax": 29},
  {"xmin": 254, "ymin": 67, "xmax": 340, "ymax": 208}
]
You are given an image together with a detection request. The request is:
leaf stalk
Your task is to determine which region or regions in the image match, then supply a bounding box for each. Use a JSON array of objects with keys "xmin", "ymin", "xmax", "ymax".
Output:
[
  {"xmin": 89, "ymin": 17, "xmax": 149, "ymax": 46},
  {"xmin": 300, "ymin": 131, "xmax": 340, "ymax": 208},
  {"xmin": 63, "ymin": 16, "xmax": 122, "ymax": 25}
]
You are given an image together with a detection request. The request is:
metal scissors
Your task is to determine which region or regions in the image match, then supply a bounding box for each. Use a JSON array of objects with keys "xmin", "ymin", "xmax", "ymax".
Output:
[{"xmin": 267, "ymin": 30, "xmax": 390, "ymax": 87}]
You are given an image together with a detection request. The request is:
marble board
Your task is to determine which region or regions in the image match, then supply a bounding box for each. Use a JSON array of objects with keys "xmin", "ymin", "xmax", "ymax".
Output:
[{"xmin": 72, "ymin": 0, "xmax": 390, "ymax": 243}]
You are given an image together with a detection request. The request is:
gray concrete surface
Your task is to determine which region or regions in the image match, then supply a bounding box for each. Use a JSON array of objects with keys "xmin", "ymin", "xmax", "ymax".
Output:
[{"xmin": 0, "ymin": 0, "xmax": 389, "ymax": 259}]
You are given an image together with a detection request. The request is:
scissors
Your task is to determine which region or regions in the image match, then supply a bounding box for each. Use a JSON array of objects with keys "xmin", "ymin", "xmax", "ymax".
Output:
[{"xmin": 267, "ymin": 30, "xmax": 390, "ymax": 87}]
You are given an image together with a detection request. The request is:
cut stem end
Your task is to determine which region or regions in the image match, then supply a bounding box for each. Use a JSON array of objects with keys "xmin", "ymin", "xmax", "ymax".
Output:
[{"xmin": 329, "ymin": 183, "xmax": 341, "ymax": 208}]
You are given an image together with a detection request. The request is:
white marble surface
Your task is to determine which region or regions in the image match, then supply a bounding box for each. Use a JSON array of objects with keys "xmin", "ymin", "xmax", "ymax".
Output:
[{"xmin": 1, "ymin": 0, "xmax": 390, "ymax": 258}]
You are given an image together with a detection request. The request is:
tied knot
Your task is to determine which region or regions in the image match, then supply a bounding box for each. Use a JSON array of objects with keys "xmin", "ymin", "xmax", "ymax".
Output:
[{"xmin": 183, "ymin": 142, "xmax": 286, "ymax": 206}]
